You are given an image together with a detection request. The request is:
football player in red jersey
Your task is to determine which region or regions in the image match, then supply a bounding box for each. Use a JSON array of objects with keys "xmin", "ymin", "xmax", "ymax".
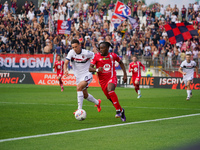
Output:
[
  {"xmin": 53, "ymin": 55, "xmax": 64, "ymax": 91},
  {"xmin": 129, "ymin": 55, "xmax": 145, "ymax": 98},
  {"xmin": 89, "ymin": 42, "xmax": 127, "ymax": 122}
]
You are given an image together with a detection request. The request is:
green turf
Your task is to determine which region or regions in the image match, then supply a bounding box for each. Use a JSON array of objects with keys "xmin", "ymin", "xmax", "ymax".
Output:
[{"xmin": 0, "ymin": 84, "xmax": 200, "ymax": 150}]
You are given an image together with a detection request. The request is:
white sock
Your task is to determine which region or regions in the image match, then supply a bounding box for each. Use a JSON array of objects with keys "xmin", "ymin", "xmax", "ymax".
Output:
[
  {"xmin": 86, "ymin": 94, "xmax": 99, "ymax": 105},
  {"xmin": 77, "ymin": 91, "xmax": 84, "ymax": 109},
  {"xmin": 138, "ymin": 90, "xmax": 141, "ymax": 95},
  {"xmin": 187, "ymin": 90, "xmax": 190, "ymax": 98}
]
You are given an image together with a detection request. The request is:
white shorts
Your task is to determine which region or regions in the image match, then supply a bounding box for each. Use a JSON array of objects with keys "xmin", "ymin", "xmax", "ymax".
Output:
[
  {"xmin": 76, "ymin": 73, "xmax": 93, "ymax": 88},
  {"xmin": 183, "ymin": 77, "xmax": 193, "ymax": 85}
]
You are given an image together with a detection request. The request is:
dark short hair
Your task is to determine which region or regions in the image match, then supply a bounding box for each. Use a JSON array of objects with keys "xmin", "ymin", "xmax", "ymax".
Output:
[
  {"xmin": 99, "ymin": 42, "xmax": 113, "ymax": 49},
  {"xmin": 71, "ymin": 39, "xmax": 80, "ymax": 45},
  {"xmin": 132, "ymin": 55, "xmax": 138, "ymax": 59}
]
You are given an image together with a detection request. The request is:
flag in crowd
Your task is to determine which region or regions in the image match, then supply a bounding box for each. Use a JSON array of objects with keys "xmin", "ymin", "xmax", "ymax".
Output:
[
  {"xmin": 164, "ymin": 22, "xmax": 198, "ymax": 44},
  {"xmin": 111, "ymin": 1, "xmax": 138, "ymax": 30},
  {"xmin": 57, "ymin": 20, "xmax": 71, "ymax": 35}
]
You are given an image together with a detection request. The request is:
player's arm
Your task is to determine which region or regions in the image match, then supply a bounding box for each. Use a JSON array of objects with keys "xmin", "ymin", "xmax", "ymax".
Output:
[
  {"xmin": 53, "ymin": 62, "xmax": 55, "ymax": 68},
  {"xmin": 89, "ymin": 64, "xmax": 103, "ymax": 73},
  {"xmin": 195, "ymin": 66, "xmax": 198, "ymax": 78},
  {"xmin": 128, "ymin": 63, "xmax": 132, "ymax": 72},
  {"xmin": 119, "ymin": 60, "xmax": 127, "ymax": 83},
  {"xmin": 178, "ymin": 67, "xmax": 186, "ymax": 75},
  {"xmin": 140, "ymin": 62, "xmax": 145, "ymax": 72},
  {"xmin": 64, "ymin": 59, "xmax": 69, "ymax": 76}
]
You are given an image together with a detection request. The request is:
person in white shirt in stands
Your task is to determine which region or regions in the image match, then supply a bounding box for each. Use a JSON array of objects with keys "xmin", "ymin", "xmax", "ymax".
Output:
[
  {"xmin": 40, "ymin": 3, "xmax": 45, "ymax": 13},
  {"xmin": 41, "ymin": 0, "xmax": 47, "ymax": 7},
  {"xmin": 171, "ymin": 12, "xmax": 177, "ymax": 23},
  {"xmin": 178, "ymin": 54, "xmax": 198, "ymax": 101},
  {"xmin": 53, "ymin": 10, "xmax": 59, "ymax": 21},
  {"xmin": 83, "ymin": 1, "xmax": 89, "ymax": 12},
  {"xmin": 27, "ymin": 8, "xmax": 35, "ymax": 23},
  {"xmin": 167, "ymin": 49, "xmax": 173, "ymax": 68},
  {"xmin": 160, "ymin": 4, "xmax": 165, "ymax": 16},
  {"xmin": 193, "ymin": 2, "xmax": 199, "ymax": 13}
]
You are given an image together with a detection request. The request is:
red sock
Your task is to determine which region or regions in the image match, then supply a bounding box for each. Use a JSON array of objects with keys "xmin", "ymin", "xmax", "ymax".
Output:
[
  {"xmin": 59, "ymin": 79, "xmax": 63, "ymax": 87},
  {"xmin": 135, "ymin": 84, "xmax": 139, "ymax": 93},
  {"xmin": 108, "ymin": 91, "xmax": 122, "ymax": 111}
]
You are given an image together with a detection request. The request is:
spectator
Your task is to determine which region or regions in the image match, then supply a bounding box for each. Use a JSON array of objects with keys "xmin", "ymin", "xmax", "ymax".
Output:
[
  {"xmin": 153, "ymin": 47, "xmax": 159, "ymax": 67},
  {"xmin": 11, "ymin": 0, "xmax": 17, "ymax": 14},
  {"xmin": 146, "ymin": 69, "xmax": 153, "ymax": 77},
  {"xmin": 4, "ymin": 1, "xmax": 9, "ymax": 15},
  {"xmin": 27, "ymin": 8, "xmax": 35, "ymax": 23},
  {"xmin": 193, "ymin": 2, "xmax": 199, "ymax": 13},
  {"xmin": 167, "ymin": 49, "xmax": 173, "ymax": 68},
  {"xmin": 181, "ymin": 5, "xmax": 187, "ymax": 19}
]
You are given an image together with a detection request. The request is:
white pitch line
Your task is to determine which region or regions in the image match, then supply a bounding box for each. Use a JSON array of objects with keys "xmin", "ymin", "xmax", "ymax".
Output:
[
  {"xmin": 1, "ymin": 101, "xmax": 200, "ymax": 111},
  {"xmin": 0, "ymin": 113, "xmax": 200, "ymax": 143}
]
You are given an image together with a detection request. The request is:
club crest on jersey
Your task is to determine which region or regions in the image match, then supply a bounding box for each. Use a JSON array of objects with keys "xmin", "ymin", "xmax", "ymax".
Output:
[
  {"xmin": 103, "ymin": 64, "xmax": 111, "ymax": 71},
  {"xmin": 134, "ymin": 67, "xmax": 138, "ymax": 72},
  {"xmin": 82, "ymin": 55, "xmax": 85, "ymax": 59}
]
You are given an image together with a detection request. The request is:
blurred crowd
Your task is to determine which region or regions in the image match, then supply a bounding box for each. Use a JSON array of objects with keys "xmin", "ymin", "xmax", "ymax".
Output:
[{"xmin": 0, "ymin": 0, "xmax": 200, "ymax": 68}]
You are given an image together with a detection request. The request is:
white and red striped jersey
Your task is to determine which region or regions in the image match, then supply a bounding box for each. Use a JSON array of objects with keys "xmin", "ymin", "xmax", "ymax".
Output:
[
  {"xmin": 129, "ymin": 61, "xmax": 145, "ymax": 77},
  {"xmin": 66, "ymin": 49, "xmax": 94, "ymax": 78},
  {"xmin": 180, "ymin": 60, "xmax": 196, "ymax": 80}
]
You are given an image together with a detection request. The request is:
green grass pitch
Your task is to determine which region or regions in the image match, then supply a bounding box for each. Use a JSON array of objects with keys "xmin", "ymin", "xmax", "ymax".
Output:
[{"xmin": 0, "ymin": 84, "xmax": 200, "ymax": 150}]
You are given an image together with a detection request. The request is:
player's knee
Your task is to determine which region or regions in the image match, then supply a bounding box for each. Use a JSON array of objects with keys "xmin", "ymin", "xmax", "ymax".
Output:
[
  {"xmin": 83, "ymin": 93, "xmax": 88, "ymax": 99},
  {"xmin": 135, "ymin": 81, "xmax": 139, "ymax": 85},
  {"xmin": 77, "ymin": 85, "xmax": 82, "ymax": 91}
]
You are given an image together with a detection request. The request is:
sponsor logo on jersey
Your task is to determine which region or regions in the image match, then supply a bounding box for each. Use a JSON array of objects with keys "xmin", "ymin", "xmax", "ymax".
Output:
[{"xmin": 103, "ymin": 64, "xmax": 111, "ymax": 71}]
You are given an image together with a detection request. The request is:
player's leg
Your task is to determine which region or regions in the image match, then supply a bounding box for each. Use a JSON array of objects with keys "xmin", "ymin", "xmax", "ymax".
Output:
[
  {"xmin": 76, "ymin": 81, "xmax": 88, "ymax": 110},
  {"xmin": 57, "ymin": 75, "xmax": 64, "ymax": 91},
  {"xmin": 135, "ymin": 77, "xmax": 141, "ymax": 98},
  {"xmin": 186, "ymin": 80, "xmax": 192, "ymax": 100},
  {"xmin": 107, "ymin": 83, "xmax": 122, "ymax": 112},
  {"xmin": 107, "ymin": 83, "xmax": 126, "ymax": 121},
  {"xmin": 83, "ymin": 88, "xmax": 101, "ymax": 112}
]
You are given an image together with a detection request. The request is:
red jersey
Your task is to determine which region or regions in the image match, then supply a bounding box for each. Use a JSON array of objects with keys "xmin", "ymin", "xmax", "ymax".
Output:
[
  {"xmin": 91, "ymin": 52, "xmax": 121, "ymax": 86},
  {"xmin": 129, "ymin": 61, "xmax": 145, "ymax": 77},
  {"xmin": 133, "ymin": 4, "xmax": 138, "ymax": 12},
  {"xmin": 54, "ymin": 60, "xmax": 64, "ymax": 75}
]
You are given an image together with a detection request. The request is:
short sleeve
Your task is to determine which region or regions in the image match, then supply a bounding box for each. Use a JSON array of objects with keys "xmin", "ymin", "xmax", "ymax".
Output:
[
  {"xmin": 193, "ymin": 61, "xmax": 197, "ymax": 67},
  {"xmin": 180, "ymin": 61, "xmax": 184, "ymax": 68},
  {"xmin": 113, "ymin": 53, "xmax": 121, "ymax": 62},
  {"xmin": 86, "ymin": 50, "xmax": 94, "ymax": 59},
  {"xmin": 91, "ymin": 54, "xmax": 97, "ymax": 65},
  {"xmin": 66, "ymin": 50, "xmax": 73, "ymax": 61}
]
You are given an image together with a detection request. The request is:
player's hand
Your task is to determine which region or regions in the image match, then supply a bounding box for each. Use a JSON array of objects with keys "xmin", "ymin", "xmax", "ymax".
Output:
[
  {"xmin": 64, "ymin": 70, "xmax": 69, "ymax": 77},
  {"xmin": 183, "ymin": 72, "xmax": 186, "ymax": 75},
  {"xmin": 98, "ymin": 67, "xmax": 103, "ymax": 72},
  {"xmin": 123, "ymin": 74, "xmax": 127, "ymax": 83},
  {"xmin": 196, "ymin": 74, "xmax": 199, "ymax": 78},
  {"xmin": 130, "ymin": 69, "xmax": 133, "ymax": 72}
]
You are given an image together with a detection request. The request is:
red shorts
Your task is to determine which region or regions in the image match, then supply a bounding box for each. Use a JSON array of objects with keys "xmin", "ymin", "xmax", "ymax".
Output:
[
  {"xmin": 132, "ymin": 76, "xmax": 141, "ymax": 86},
  {"xmin": 101, "ymin": 77, "xmax": 117, "ymax": 99},
  {"xmin": 57, "ymin": 72, "xmax": 63, "ymax": 78}
]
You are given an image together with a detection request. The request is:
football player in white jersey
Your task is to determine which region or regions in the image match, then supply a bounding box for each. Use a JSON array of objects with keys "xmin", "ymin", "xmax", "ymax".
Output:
[
  {"xmin": 64, "ymin": 39, "xmax": 101, "ymax": 114},
  {"xmin": 178, "ymin": 54, "xmax": 199, "ymax": 100}
]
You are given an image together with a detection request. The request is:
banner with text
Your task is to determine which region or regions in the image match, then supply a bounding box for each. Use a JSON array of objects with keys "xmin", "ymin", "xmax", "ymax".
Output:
[
  {"xmin": 30, "ymin": 73, "xmax": 100, "ymax": 87},
  {"xmin": 117, "ymin": 76, "xmax": 200, "ymax": 90},
  {"xmin": 1, "ymin": 72, "xmax": 199, "ymax": 90},
  {"xmin": 0, "ymin": 54, "xmax": 54, "ymax": 71}
]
